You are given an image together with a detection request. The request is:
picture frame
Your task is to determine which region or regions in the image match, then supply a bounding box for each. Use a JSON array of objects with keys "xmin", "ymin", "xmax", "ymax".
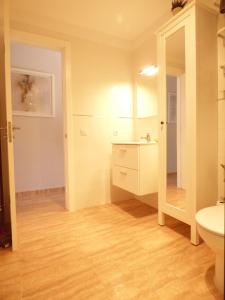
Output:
[{"xmin": 11, "ymin": 68, "xmax": 55, "ymax": 117}]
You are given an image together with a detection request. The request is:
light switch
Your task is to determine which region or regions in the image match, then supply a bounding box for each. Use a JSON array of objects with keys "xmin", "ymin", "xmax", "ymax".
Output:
[{"xmin": 113, "ymin": 130, "xmax": 118, "ymax": 136}]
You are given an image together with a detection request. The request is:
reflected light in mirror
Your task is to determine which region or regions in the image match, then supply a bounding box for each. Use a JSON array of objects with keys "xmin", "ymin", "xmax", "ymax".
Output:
[
  {"xmin": 110, "ymin": 84, "xmax": 133, "ymax": 116},
  {"xmin": 139, "ymin": 65, "xmax": 158, "ymax": 76},
  {"xmin": 136, "ymin": 84, "xmax": 157, "ymax": 117}
]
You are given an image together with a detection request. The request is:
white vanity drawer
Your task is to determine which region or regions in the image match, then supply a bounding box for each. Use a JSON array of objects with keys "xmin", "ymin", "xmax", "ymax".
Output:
[
  {"xmin": 112, "ymin": 166, "xmax": 139, "ymax": 195},
  {"xmin": 112, "ymin": 145, "xmax": 139, "ymax": 170}
]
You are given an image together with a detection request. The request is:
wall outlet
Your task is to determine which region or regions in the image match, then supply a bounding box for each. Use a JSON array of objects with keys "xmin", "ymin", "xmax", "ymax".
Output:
[{"xmin": 113, "ymin": 130, "xmax": 118, "ymax": 136}]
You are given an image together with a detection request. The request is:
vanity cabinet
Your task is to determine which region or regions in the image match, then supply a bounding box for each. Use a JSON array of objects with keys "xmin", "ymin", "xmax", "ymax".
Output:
[
  {"xmin": 112, "ymin": 143, "xmax": 158, "ymax": 196},
  {"xmin": 157, "ymin": 0, "xmax": 218, "ymax": 245}
]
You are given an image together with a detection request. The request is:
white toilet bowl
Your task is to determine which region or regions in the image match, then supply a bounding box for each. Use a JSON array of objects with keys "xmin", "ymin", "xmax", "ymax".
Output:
[{"xmin": 196, "ymin": 205, "xmax": 224, "ymax": 295}]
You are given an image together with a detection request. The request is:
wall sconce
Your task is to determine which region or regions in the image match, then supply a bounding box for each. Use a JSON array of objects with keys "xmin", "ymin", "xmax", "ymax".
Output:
[{"xmin": 139, "ymin": 65, "xmax": 158, "ymax": 76}]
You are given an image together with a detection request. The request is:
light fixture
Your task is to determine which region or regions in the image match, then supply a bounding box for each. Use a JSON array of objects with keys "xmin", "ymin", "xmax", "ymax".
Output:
[{"xmin": 139, "ymin": 65, "xmax": 158, "ymax": 77}]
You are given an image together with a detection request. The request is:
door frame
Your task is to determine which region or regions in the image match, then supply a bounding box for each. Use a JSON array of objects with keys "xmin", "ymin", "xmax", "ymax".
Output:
[
  {"xmin": 176, "ymin": 75, "xmax": 181, "ymax": 188},
  {"xmin": 10, "ymin": 30, "xmax": 74, "ymax": 213},
  {"xmin": 1, "ymin": 0, "xmax": 17, "ymax": 250}
]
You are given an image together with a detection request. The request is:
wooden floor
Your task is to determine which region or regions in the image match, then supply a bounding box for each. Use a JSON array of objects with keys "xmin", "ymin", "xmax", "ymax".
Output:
[{"xmin": 0, "ymin": 191, "xmax": 223, "ymax": 300}]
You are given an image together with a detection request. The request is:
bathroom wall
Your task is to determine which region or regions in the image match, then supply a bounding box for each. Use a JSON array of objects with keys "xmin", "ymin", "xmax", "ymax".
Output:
[
  {"xmin": 10, "ymin": 19, "xmax": 134, "ymax": 209},
  {"xmin": 71, "ymin": 39, "xmax": 134, "ymax": 209},
  {"xmin": 133, "ymin": 34, "xmax": 158, "ymax": 141},
  {"xmin": 11, "ymin": 43, "xmax": 65, "ymax": 192}
]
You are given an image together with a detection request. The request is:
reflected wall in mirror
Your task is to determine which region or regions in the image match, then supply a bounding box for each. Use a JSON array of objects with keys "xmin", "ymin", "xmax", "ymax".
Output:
[
  {"xmin": 166, "ymin": 26, "xmax": 187, "ymax": 210},
  {"xmin": 136, "ymin": 72, "xmax": 158, "ymax": 118}
]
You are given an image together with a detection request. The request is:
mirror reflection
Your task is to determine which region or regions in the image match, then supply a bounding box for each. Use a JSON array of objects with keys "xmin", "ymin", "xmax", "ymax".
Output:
[{"xmin": 166, "ymin": 27, "xmax": 186, "ymax": 210}]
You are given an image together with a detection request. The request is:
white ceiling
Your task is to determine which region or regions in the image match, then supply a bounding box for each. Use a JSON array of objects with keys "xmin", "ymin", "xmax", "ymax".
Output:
[{"xmin": 10, "ymin": 0, "xmax": 173, "ymax": 41}]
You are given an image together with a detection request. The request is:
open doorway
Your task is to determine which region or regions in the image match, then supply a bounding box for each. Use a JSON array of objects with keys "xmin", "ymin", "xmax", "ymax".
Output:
[{"xmin": 11, "ymin": 42, "xmax": 65, "ymax": 212}]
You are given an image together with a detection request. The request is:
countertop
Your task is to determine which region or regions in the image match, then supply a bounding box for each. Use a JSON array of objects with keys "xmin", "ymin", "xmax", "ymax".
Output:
[{"xmin": 112, "ymin": 141, "xmax": 157, "ymax": 145}]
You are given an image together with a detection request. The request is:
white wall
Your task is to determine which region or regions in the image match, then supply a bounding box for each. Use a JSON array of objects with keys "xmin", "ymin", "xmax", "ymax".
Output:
[
  {"xmin": 71, "ymin": 38, "xmax": 134, "ymax": 209},
  {"xmin": 11, "ymin": 43, "xmax": 65, "ymax": 192},
  {"xmin": 133, "ymin": 35, "xmax": 158, "ymax": 141}
]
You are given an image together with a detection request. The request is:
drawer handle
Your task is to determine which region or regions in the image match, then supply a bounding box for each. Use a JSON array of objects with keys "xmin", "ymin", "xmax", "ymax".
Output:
[
  {"xmin": 120, "ymin": 171, "xmax": 127, "ymax": 175},
  {"xmin": 119, "ymin": 148, "xmax": 127, "ymax": 152}
]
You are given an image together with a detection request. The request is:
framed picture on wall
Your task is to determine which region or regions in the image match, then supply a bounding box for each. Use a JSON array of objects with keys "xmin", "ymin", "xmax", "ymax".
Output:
[
  {"xmin": 11, "ymin": 68, "xmax": 55, "ymax": 117},
  {"xmin": 167, "ymin": 92, "xmax": 177, "ymax": 123}
]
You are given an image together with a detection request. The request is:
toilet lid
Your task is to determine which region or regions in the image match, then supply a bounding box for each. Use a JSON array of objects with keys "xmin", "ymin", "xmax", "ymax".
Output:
[{"xmin": 196, "ymin": 206, "xmax": 224, "ymax": 236}]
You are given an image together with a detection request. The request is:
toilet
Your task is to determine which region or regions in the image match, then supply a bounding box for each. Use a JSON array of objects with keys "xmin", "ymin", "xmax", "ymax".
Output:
[{"xmin": 196, "ymin": 205, "xmax": 224, "ymax": 295}]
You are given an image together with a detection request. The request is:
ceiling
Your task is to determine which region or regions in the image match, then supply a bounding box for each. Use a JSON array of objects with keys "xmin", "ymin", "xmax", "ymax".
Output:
[{"xmin": 10, "ymin": 0, "xmax": 173, "ymax": 41}]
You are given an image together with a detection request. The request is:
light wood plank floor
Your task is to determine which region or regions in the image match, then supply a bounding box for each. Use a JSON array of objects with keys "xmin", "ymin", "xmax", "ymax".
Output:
[{"xmin": 0, "ymin": 191, "xmax": 223, "ymax": 300}]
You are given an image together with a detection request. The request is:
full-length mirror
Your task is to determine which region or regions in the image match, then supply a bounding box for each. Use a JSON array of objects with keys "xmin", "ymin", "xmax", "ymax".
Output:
[{"xmin": 165, "ymin": 27, "xmax": 186, "ymax": 210}]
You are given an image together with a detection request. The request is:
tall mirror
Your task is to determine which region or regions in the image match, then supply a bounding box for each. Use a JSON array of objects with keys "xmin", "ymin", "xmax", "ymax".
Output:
[{"xmin": 165, "ymin": 27, "xmax": 186, "ymax": 210}]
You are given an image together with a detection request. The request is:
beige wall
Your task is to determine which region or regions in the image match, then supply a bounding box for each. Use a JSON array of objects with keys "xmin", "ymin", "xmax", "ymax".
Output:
[
  {"xmin": 133, "ymin": 35, "xmax": 158, "ymax": 141},
  {"xmin": 11, "ymin": 43, "xmax": 65, "ymax": 192},
  {"xmin": 71, "ymin": 38, "xmax": 134, "ymax": 209}
]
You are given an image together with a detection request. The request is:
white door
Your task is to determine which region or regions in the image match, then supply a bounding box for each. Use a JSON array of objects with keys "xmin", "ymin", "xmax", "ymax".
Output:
[{"xmin": 0, "ymin": 0, "xmax": 17, "ymax": 250}]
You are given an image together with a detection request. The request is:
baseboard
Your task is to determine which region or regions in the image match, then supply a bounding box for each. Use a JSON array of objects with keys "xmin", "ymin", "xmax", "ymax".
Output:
[{"xmin": 16, "ymin": 186, "xmax": 65, "ymax": 200}]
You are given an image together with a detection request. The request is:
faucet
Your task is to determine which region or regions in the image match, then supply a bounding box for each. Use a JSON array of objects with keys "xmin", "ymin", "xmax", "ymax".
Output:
[{"xmin": 141, "ymin": 133, "xmax": 151, "ymax": 143}]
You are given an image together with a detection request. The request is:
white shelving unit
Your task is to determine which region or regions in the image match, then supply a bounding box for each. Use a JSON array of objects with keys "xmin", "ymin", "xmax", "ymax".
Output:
[{"xmin": 156, "ymin": 1, "xmax": 218, "ymax": 245}]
